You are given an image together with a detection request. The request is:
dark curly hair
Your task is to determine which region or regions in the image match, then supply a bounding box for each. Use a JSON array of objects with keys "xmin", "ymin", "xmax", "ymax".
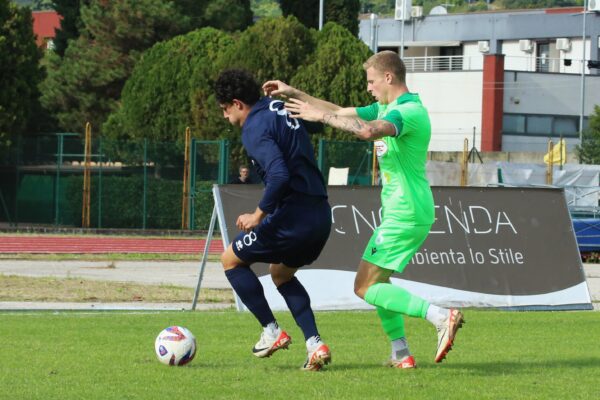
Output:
[{"xmin": 214, "ymin": 69, "xmax": 261, "ymax": 106}]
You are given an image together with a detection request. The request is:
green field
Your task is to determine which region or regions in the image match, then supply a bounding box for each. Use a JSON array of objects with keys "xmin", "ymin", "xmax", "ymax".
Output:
[{"xmin": 2, "ymin": 310, "xmax": 599, "ymax": 399}]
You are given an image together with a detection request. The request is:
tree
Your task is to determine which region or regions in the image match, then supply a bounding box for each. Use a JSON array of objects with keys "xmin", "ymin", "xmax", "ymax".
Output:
[
  {"xmin": 280, "ymin": 0, "xmax": 360, "ymax": 35},
  {"xmin": 0, "ymin": 0, "xmax": 43, "ymax": 145},
  {"xmin": 251, "ymin": 0, "xmax": 281, "ymax": 17},
  {"xmin": 203, "ymin": 0, "xmax": 253, "ymax": 32},
  {"xmin": 218, "ymin": 16, "xmax": 315, "ymax": 85},
  {"xmin": 325, "ymin": 0, "xmax": 360, "ymax": 36},
  {"xmin": 51, "ymin": 0, "xmax": 90, "ymax": 57},
  {"xmin": 40, "ymin": 0, "xmax": 194, "ymax": 133},
  {"xmin": 103, "ymin": 27, "xmax": 235, "ymax": 143},
  {"xmin": 291, "ymin": 22, "xmax": 372, "ymax": 140},
  {"xmin": 576, "ymin": 105, "xmax": 600, "ymax": 164}
]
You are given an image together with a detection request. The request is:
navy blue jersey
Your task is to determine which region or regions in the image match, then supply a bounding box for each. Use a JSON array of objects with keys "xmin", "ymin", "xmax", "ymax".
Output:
[{"xmin": 242, "ymin": 97, "xmax": 327, "ymax": 213}]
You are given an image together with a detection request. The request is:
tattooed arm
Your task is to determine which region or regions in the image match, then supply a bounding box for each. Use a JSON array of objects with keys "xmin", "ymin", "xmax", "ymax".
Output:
[
  {"xmin": 321, "ymin": 114, "xmax": 395, "ymax": 140},
  {"xmin": 284, "ymin": 98, "xmax": 396, "ymax": 141}
]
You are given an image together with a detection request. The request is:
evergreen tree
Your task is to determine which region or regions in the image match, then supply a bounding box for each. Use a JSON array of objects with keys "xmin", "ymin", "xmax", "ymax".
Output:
[
  {"xmin": 325, "ymin": 0, "xmax": 360, "ymax": 36},
  {"xmin": 576, "ymin": 106, "xmax": 600, "ymax": 164},
  {"xmin": 51, "ymin": 0, "xmax": 89, "ymax": 56},
  {"xmin": 0, "ymin": 0, "xmax": 43, "ymax": 144},
  {"xmin": 203, "ymin": 0, "xmax": 253, "ymax": 32},
  {"xmin": 41, "ymin": 0, "xmax": 193, "ymax": 133},
  {"xmin": 218, "ymin": 16, "xmax": 315, "ymax": 84},
  {"xmin": 291, "ymin": 22, "xmax": 372, "ymax": 140},
  {"xmin": 103, "ymin": 27, "xmax": 235, "ymax": 142},
  {"xmin": 281, "ymin": 0, "xmax": 360, "ymax": 35}
]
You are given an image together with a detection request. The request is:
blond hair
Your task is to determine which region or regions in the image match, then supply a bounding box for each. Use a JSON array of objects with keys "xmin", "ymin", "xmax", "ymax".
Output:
[{"xmin": 363, "ymin": 51, "xmax": 406, "ymax": 83}]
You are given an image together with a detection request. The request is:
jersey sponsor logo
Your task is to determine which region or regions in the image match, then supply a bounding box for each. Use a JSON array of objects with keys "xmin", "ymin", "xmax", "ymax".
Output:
[
  {"xmin": 269, "ymin": 100, "xmax": 300, "ymax": 130},
  {"xmin": 374, "ymin": 140, "xmax": 388, "ymax": 157}
]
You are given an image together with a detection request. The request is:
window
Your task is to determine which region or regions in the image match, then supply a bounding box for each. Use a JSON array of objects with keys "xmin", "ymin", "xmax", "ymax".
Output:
[
  {"xmin": 527, "ymin": 116, "xmax": 552, "ymax": 135},
  {"xmin": 503, "ymin": 114, "xmax": 582, "ymax": 137},
  {"xmin": 503, "ymin": 115, "xmax": 526, "ymax": 134},
  {"xmin": 554, "ymin": 117, "xmax": 578, "ymax": 136}
]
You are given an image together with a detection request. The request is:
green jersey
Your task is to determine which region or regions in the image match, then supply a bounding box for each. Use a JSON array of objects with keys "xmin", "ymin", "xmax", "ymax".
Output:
[{"xmin": 356, "ymin": 93, "xmax": 434, "ymax": 226}]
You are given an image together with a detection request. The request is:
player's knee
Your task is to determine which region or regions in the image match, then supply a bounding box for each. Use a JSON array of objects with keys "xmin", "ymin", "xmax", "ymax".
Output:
[
  {"xmin": 220, "ymin": 250, "xmax": 238, "ymax": 271},
  {"xmin": 354, "ymin": 281, "xmax": 367, "ymax": 299},
  {"xmin": 270, "ymin": 264, "xmax": 295, "ymax": 287}
]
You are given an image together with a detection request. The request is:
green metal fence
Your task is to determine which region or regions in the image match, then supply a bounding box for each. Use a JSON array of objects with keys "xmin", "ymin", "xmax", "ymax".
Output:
[
  {"xmin": 0, "ymin": 135, "xmax": 374, "ymax": 230},
  {"xmin": 318, "ymin": 139, "xmax": 374, "ymax": 185}
]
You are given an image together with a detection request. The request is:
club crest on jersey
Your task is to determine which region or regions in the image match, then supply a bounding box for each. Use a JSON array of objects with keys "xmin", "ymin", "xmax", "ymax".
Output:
[{"xmin": 374, "ymin": 140, "xmax": 388, "ymax": 157}]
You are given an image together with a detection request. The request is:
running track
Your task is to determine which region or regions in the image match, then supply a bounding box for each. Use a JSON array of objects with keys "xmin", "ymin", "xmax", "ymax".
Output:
[{"xmin": 0, "ymin": 236, "xmax": 224, "ymax": 254}]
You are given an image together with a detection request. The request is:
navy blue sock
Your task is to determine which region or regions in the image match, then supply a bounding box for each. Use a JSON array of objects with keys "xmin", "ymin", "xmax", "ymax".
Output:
[
  {"xmin": 225, "ymin": 267, "xmax": 275, "ymax": 327},
  {"xmin": 277, "ymin": 277, "xmax": 318, "ymax": 340}
]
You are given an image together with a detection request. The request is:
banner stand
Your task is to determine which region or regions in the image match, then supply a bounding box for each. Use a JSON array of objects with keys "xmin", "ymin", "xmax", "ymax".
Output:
[{"xmin": 192, "ymin": 186, "xmax": 245, "ymax": 311}]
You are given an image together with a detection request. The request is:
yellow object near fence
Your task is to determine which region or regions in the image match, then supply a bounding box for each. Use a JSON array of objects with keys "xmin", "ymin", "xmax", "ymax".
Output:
[{"xmin": 544, "ymin": 138, "xmax": 566, "ymax": 166}]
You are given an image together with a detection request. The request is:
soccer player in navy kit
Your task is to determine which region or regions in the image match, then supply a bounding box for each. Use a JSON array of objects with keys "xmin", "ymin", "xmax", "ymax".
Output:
[{"xmin": 215, "ymin": 69, "xmax": 332, "ymax": 371}]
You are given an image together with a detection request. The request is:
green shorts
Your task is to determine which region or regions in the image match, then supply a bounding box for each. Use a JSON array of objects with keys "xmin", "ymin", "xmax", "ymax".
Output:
[{"xmin": 362, "ymin": 221, "xmax": 431, "ymax": 273}]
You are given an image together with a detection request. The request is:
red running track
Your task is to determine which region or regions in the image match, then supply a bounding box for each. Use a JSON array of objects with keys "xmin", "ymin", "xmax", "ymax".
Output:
[{"xmin": 0, "ymin": 236, "xmax": 224, "ymax": 254}]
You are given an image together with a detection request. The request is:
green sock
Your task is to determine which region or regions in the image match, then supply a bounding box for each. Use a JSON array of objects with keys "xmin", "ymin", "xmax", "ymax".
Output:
[
  {"xmin": 365, "ymin": 283, "xmax": 430, "ymax": 319},
  {"xmin": 376, "ymin": 306, "xmax": 405, "ymax": 340}
]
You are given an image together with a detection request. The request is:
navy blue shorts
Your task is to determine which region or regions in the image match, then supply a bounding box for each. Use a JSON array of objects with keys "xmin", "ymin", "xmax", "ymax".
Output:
[{"xmin": 232, "ymin": 197, "xmax": 331, "ymax": 268}]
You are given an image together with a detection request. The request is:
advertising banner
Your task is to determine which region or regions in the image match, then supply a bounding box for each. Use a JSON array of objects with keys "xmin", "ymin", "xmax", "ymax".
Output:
[{"xmin": 214, "ymin": 185, "xmax": 592, "ymax": 310}]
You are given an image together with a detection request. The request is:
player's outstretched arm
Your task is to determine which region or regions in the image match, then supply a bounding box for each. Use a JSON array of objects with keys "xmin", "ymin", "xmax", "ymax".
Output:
[
  {"xmin": 284, "ymin": 98, "xmax": 395, "ymax": 141},
  {"xmin": 262, "ymin": 80, "xmax": 344, "ymax": 114}
]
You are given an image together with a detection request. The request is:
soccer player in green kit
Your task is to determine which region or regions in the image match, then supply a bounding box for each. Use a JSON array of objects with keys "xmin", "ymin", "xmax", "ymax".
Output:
[{"xmin": 263, "ymin": 50, "xmax": 464, "ymax": 369}]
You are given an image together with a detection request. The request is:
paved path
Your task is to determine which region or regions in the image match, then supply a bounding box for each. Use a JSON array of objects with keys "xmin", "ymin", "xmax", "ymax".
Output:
[
  {"xmin": 0, "ymin": 260, "xmax": 229, "ymax": 289},
  {"xmin": 0, "ymin": 236, "xmax": 224, "ymax": 254}
]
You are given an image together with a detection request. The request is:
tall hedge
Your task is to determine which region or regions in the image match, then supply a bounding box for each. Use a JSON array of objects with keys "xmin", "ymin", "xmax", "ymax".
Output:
[
  {"xmin": 291, "ymin": 22, "xmax": 373, "ymax": 140},
  {"xmin": 103, "ymin": 27, "xmax": 234, "ymax": 142}
]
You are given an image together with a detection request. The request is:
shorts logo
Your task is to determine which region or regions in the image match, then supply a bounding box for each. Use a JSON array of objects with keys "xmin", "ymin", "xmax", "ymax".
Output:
[
  {"xmin": 374, "ymin": 140, "xmax": 388, "ymax": 157},
  {"xmin": 236, "ymin": 231, "xmax": 258, "ymax": 252},
  {"xmin": 375, "ymin": 233, "xmax": 385, "ymax": 245},
  {"xmin": 371, "ymin": 247, "xmax": 377, "ymax": 255}
]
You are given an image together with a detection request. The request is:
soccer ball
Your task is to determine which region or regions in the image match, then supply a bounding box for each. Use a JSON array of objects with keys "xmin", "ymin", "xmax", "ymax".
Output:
[{"xmin": 154, "ymin": 326, "xmax": 197, "ymax": 366}]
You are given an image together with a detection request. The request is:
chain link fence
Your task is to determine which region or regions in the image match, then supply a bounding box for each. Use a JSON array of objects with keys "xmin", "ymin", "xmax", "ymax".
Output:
[{"xmin": 0, "ymin": 135, "xmax": 375, "ymax": 231}]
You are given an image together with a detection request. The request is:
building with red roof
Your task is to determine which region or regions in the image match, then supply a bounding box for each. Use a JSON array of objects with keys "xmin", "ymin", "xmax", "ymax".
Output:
[{"xmin": 32, "ymin": 10, "xmax": 61, "ymax": 49}]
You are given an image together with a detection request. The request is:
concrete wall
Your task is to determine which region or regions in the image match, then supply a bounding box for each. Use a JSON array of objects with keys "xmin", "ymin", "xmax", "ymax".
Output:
[
  {"xmin": 503, "ymin": 71, "xmax": 600, "ymax": 116},
  {"xmin": 407, "ymin": 70, "xmax": 483, "ymax": 151},
  {"xmin": 429, "ymin": 150, "xmax": 578, "ymax": 164}
]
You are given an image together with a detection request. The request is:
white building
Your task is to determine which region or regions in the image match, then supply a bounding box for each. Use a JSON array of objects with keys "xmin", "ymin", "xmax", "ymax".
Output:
[{"xmin": 359, "ymin": 4, "xmax": 600, "ymax": 152}]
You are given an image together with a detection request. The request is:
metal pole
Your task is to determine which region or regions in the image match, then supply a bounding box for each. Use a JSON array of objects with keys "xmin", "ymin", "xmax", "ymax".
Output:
[
  {"xmin": 579, "ymin": 0, "xmax": 588, "ymax": 144},
  {"xmin": 54, "ymin": 134, "xmax": 63, "ymax": 226},
  {"xmin": 400, "ymin": 1, "xmax": 405, "ymax": 59},
  {"xmin": 191, "ymin": 203, "xmax": 218, "ymax": 310},
  {"xmin": 319, "ymin": 0, "xmax": 324, "ymax": 30},
  {"xmin": 369, "ymin": 13, "xmax": 378, "ymax": 52},
  {"xmin": 317, "ymin": 138, "xmax": 325, "ymax": 172},
  {"xmin": 98, "ymin": 138, "xmax": 102, "ymax": 228},
  {"xmin": 189, "ymin": 139, "xmax": 197, "ymax": 230},
  {"xmin": 142, "ymin": 138, "xmax": 147, "ymax": 230}
]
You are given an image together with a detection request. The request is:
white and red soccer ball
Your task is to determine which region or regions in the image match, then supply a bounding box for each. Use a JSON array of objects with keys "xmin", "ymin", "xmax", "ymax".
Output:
[{"xmin": 154, "ymin": 326, "xmax": 197, "ymax": 366}]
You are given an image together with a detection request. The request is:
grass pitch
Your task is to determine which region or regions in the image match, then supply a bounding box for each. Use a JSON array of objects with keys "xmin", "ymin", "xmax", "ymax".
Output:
[{"xmin": 1, "ymin": 310, "xmax": 599, "ymax": 400}]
